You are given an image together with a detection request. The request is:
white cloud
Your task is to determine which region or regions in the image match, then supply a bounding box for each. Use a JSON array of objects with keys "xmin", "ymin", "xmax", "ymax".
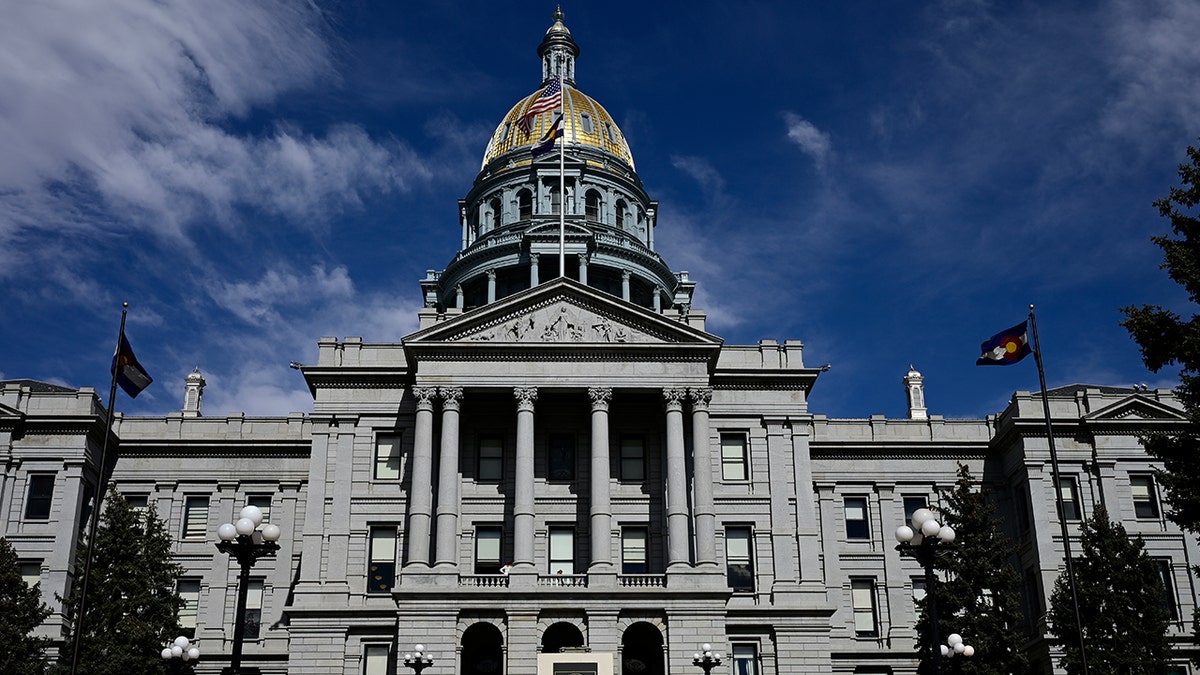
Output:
[
  {"xmin": 782, "ymin": 112, "xmax": 832, "ymax": 171},
  {"xmin": 0, "ymin": 0, "xmax": 424, "ymax": 253},
  {"xmin": 212, "ymin": 264, "xmax": 356, "ymax": 325},
  {"xmin": 670, "ymin": 155, "xmax": 726, "ymax": 195}
]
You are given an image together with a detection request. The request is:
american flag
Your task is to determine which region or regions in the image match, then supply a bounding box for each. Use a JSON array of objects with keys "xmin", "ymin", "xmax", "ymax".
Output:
[{"xmin": 518, "ymin": 77, "xmax": 562, "ymax": 135}]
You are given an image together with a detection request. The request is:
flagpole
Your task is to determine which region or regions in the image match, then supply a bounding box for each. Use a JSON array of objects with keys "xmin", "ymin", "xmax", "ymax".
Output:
[
  {"xmin": 1029, "ymin": 304, "xmax": 1090, "ymax": 675},
  {"xmin": 69, "ymin": 302, "xmax": 129, "ymax": 675},
  {"xmin": 558, "ymin": 83, "xmax": 566, "ymax": 277}
]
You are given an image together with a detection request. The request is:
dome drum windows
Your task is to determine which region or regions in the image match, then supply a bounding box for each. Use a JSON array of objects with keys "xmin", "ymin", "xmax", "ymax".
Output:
[
  {"xmin": 585, "ymin": 190, "xmax": 602, "ymax": 222},
  {"xmin": 518, "ymin": 190, "xmax": 533, "ymax": 221}
]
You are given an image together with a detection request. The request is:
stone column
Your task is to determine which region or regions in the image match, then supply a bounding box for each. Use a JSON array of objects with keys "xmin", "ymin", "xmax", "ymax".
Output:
[
  {"xmin": 530, "ymin": 253, "xmax": 540, "ymax": 288},
  {"xmin": 434, "ymin": 387, "xmax": 463, "ymax": 568},
  {"xmin": 589, "ymin": 387, "xmax": 613, "ymax": 571},
  {"xmin": 487, "ymin": 269, "xmax": 497, "ymax": 304},
  {"xmin": 621, "ymin": 270, "xmax": 631, "ymax": 302},
  {"xmin": 406, "ymin": 386, "xmax": 437, "ymax": 566},
  {"xmin": 689, "ymin": 387, "xmax": 717, "ymax": 567},
  {"xmin": 455, "ymin": 285, "xmax": 464, "ymax": 309},
  {"xmin": 664, "ymin": 387, "xmax": 691, "ymax": 568},
  {"xmin": 579, "ymin": 254, "xmax": 588, "ymax": 284},
  {"xmin": 514, "ymin": 387, "xmax": 538, "ymax": 567}
]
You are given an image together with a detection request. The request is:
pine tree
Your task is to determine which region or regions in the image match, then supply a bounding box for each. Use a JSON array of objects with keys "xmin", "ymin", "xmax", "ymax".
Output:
[
  {"xmin": 1046, "ymin": 505, "xmax": 1171, "ymax": 674},
  {"xmin": 54, "ymin": 488, "xmax": 184, "ymax": 675},
  {"xmin": 915, "ymin": 464, "xmax": 1031, "ymax": 675},
  {"xmin": 0, "ymin": 537, "xmax": 52, "ymax": 675}
]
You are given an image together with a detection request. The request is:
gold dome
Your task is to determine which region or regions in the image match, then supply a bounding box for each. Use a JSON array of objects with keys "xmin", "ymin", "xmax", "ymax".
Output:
[{"xmin": 481, "ymin": 85, "xmax": 635, "ymax": 170}]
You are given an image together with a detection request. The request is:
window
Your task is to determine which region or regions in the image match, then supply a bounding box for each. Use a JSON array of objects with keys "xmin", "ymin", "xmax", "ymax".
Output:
[
  {"xmin": 247, "ymin": 495, "xmax": 272, "ymax": 527},
  {"xmin": 489, "ymin": 198, "xmax": 502, "ymax": 231},
  {"xmin": 1015, "ymin": 481, "xmax": 1032, "ymax": 534},
  {"xmin": 25, "ymin": 475, "xmax": 54, "ymax": 520},
  {"xmin": 177, "ymin": 579, "xmax": 200, "ymax": 631},
  {"xmin": 585, "ymin": 191, "xmax": 601, "ymax": 221},
  {"xmin": 726, "ymin": 527, "xmax": 754, "ymax": 591},
  {"xmin": 518, "ymin": 190, "xmax": 532, "ymax": 220},
  {"xmin": 732, "ymin": 644, "xmax": 758, "ymax": 675},
  {"xmin": 621, "ymin": 527, "xmax": 648, "ymax": 574},
  {"xmin": 548, "ymin": 433, "xmax": 575, "ymax": 481},
  {"xmin": 1055, "ymin": 476, "xmax": 1081, "ymax": 521},
  {"xmin": 78, "ymin": 482, "xmax": 95, "ymax": 530},
  {"xmin": 1132, "ymin": 475, "xmax": 1161, "ymax": 519},
  {"xmin": 478, "ymin": 437, "xmax": 504, "ymax": 482},
  {"xmin": 364, "ymin": 644, "xmax": 390, "ymax": 675},
  {"xmin": 721, "ymin": 434, "xmax": 749, "ymax": 481},
  {"xmin": 499, "ymin": 122, "xmax": 510, "ymax": 144},
  {"xmin": 375, "ymin": 434, "xmax": 402, "ymax": 480},
  {"xmin": 615, "ymin": 199, "xmax": 627, "ymax": 230},
  {"xmin": 20, "ymin": 561, "xmax": 41, "ymax": 588},
  {"xmin": 912, "ymin": 577, "xmax": 927, "ymax": 626},
  {"xmin": 368, "ymin": 527, "xmax": 397, "ymax": 593},
  {"xmin": 903, "ymin": 496, "xmax": 927, "ymax": 525},
  {"xmin": 851, "ymin": 578, "xmax": 879, "ymax": 637},
  {"xmin": 475, "ymin": 526, "xmax": 503, "ymax": 575},
  {"xmin": 580, "ymin": 112, "xmax": 594, "ymax": 134},
  {"xmin": 243, "ymin": 578, "xmax": 264, "ymax": 640},
  {"xmin": 1157, "ymin": 559, "xmax": 1179, "ymax": 621},
  {"xmin": 125, "ymin": 494, "xmax": 149, "ymax": 520},
  {"xmin": 1022, "ymin": 568, "xmax": 1042, "ymax": 628},
  {"xmin": 549, "ymin": 526, "xmax": 575, "ymax": 575},
  {"xmin": 844, "ymin": 496, "xmax": 870, "ymax": 540},
  {"xmin": 620, "ymin": 437, "xmax": 645, "ymax": 482},
  {"xmin": 183, "ymin": 496, "xmax": 209, "ymax": 539},
  {"xmin": 604, "ymin": 122, "xmax": 616, "ymax": 143},
  {"xmin": 551, "ymin": 187, "xmax": 562, "ymax": 215}
]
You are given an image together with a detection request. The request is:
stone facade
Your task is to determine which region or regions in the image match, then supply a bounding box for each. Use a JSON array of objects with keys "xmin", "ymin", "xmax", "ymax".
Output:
[{"xmin": 2, "ymin": 9, "xmax": 1197, "ymax": 675}]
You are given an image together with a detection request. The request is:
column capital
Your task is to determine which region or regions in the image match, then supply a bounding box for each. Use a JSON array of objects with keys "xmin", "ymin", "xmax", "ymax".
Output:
[
  {"xmin": 514, "ymin": 386, "xmax": 538, "ymax": 411},
  {"xmin": 413, "ymin": 386, "xmax": 438, "ymax": 410},
  {"xmin": 439, "ymin": 387, "xmax": 464, "ymax": 411},
  {"xmin": 588, "ymin": 387, "xmax": 612, "ymax": 411},
  {"xmin": 688, "ymin": 387, "xmax": 713, "ymax": 409},
  {"xmin": 486, "ymin": 268, "xmax": 497, "ymax": 280},
  {"xmin": 662, "ymin": 387, "xmax": 686, "ymax": 411}
]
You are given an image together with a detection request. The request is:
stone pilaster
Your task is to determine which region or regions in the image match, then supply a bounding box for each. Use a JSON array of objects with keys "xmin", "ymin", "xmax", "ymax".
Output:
[{"xmin": 434, "ymin": 387, "xmax": 463, "ymax": 568}]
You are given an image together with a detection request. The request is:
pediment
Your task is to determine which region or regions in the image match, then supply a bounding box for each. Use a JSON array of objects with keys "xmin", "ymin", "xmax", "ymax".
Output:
[
  {"xmin": 404, "ymin": 278, "xmax": 720, "ymax": 347},
  {"xmin": 1083, "ymin": 395, "xmax": 1186, "ymax": 422}
]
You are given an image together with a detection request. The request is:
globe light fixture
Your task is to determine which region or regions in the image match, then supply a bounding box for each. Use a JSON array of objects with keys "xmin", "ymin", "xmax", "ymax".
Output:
[
  {"xmin": 692, "ymin": 642, "xmax": 723, "ymax": 675},
  {"xmin": 896, "ymin": 507, "xmax": 961, "ymax": 673},
  {"xmin": 403, "ymin": 643, "xmax": 435, "ymax": 675},
  {"xmin": 161, "ymin": 635, "xmax": 200, "ymax": 669},
  {"xmin": 215, "ymin": 501, "xmax": 282, "ymax": 674}
]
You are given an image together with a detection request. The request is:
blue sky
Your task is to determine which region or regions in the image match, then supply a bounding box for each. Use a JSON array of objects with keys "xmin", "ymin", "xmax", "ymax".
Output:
[{"xmin": 2, "ymin": 0, "xmax": 1198, "ymax": 420}]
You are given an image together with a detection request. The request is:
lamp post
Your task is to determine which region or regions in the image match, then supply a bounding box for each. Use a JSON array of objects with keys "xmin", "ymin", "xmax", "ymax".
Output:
[
  {"xmin": 939, "ymin": 633, "xmax": 974, "ymax": 673},
  {"xmin": 215, "ymin": 504, "xmax": 281, "ymax": 675},
  {"xmin": 161, "ymin": 635, "xmax": 200, "ymax": 671},
  {"xmin": 403, "ymin": 644, "xmax": 434, "ymax": 675},
  {"xmin": 895, "ymin": 507, "xmax": 957, "ymax": 674},
  {"xmin": 692, "ymin": 643, "xmax": 723, "ymax": 675}
]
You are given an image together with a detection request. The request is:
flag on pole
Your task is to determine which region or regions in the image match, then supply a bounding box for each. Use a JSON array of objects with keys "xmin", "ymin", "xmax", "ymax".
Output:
[
  {"xmin": 531, "ymin": 114, "xmax": 564, "ymax": 158},
  {"xmin": 111, "ymin": 333, "xmax": 153, "ymax": 397},
  {"xmin": 518, "ymin": 77, "xmax": 562, "ymax": 134},
  {"xmin": 976, "ymin": 321, "xmax": 1033, "ymax": 365}
]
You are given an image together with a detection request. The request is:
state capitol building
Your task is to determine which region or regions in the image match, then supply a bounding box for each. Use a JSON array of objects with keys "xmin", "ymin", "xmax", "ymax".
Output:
[{"xmin": 2, "ymin": 9, "xmax": 1196, "ymax": 675}]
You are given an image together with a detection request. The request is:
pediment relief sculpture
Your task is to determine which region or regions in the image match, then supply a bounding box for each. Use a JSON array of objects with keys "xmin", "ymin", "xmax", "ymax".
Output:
[{"xmin": 452, "ymin": 302, "xmax": 661, "ymax": 344}]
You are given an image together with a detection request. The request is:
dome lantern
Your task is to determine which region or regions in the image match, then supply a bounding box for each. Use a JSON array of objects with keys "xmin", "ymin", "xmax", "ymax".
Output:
[{"xmin": 538, "ymin": 6, "xmax": 579, "ymax": 86}]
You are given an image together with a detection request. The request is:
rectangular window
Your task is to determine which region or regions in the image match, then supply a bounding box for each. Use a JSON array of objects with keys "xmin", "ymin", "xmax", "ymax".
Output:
[
  {"xmin": 721, "ymin": 434, "xmax": 749, "ymax": 481},
  {"xmin": 548, "ymin": 433, "xmax": 575, "ymax": 481},
  {"xmin": 1055, "ymin": 477, "xmax": 1082, "ymax": 521},
  {"xmin": 912, "ymin": 577, "xmax": 927, "ymax": 626},
  {"xmin": 25, "ymin": 474, "xmax": 55, "ymax": 520},
  {"xmin": 475, "ymin": 526, "xmax": 503, "ymax": 575},
  {"xmin": 903, "ymin": 496, "xmax": 927, "ymax": 525},
  {"xmin": 1015, "ymin": 481, "xmax": 1032, "ymax": 534},
  {"xmin": 549, "ymin": 526, "xmax": 575, "ymax": 575},
  {"xmin": 368, "ymin": 527, "xmax": 397, "ymax": 593},
  {"xmin": 726, "ymin": 527, "xmax": 754, "ymax": 591},
  {"xmin": 844, "ymin": 496, "xmax": 870, "ymax": 540},
  {"xmin": 1132, "ymin": 475, "xmax": 1161, "ymax": 519},
  {"xmin": 243, "ymin": 578, "xmax": 264, "ymax": 640},
  {"xmin": 1158, "ymin": 559, "xmax": 1179, "ymax": 621},
  {"xmin": 125, "ymin": 493, "xmax": 149, "ymax": 519},
  {"xmin": 364, "ymin": 645, "xmax": 391, "ymax": 675},
  {"xmin": 183, "ymin": 496, "xmax": 209, "ymax": 539},
  {"xmin": 78, "ymin": 482, "xmax": 96, "ymax": 530},
  {"xmin": 20, "ymin": 561, "xmax": 42, "ymax": 588},
  {"xmin": 1022, "ymin": 568, "xmax": 1042, "ymax": 628},
  {"xmin": 732, "ymin": 644, "xmax": 758, "ymax": 675},
  {"xmin": 621, "ymin": 527, "xmax": 648, "ymax": 574},
  {"xmin": 247, "ymin": 495, "xmax": 272, "ymax": 527},
  {"xmin": 177, "ymin": 579, "xmax": 201, "ymax": 630},
  {"xmin": 851, "ymin": 578, "xmax": 879, "ymax": 637},
  {"xmin": 620, "ymin": 437, "xmax": 645, "ymax": 482},
  {"xmin": 375, "ymin": 434, "xmax": 402, "ymax": 480},
  {"xmin": 478, "ymin": 437, "xmax": 504, "ymax": 482}
]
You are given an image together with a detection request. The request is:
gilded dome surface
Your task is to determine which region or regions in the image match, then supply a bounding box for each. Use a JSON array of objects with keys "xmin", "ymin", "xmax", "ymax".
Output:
[{"xmin": 481, "ymin": 86, "xmax": 635, "ymax": 170}]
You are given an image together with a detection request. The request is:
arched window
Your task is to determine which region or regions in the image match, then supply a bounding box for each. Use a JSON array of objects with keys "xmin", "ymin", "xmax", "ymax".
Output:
[
  {"xmin": 461, "ymin": 623, "xmax": 504, "ymax": 675},
  {"xmin": 585, "ymin": 191, "xmax": 601, "ymax": 222},
  {"xmin": 542, "ymin": 622, "xmax": 585, "ymax": 654},
  {"xmin": 615, "ymin": 199, "xmax": 628, "ymax": 231},
  {"xmin": 489, "ymin": 197, "xmax": 501, "ymax": 231},
  {"xmin": 518, "ymin": 190, "xmax": 532, "ymax": 221},
  {"xmin": 550, "ymin": 187, "xmax": 562, "ymax": 215},
  {"xmin": 621, "ymin": 623, "xmax": 664, "ymax": 675}
]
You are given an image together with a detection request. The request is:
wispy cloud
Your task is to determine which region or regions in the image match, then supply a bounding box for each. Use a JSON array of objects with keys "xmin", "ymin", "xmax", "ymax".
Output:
[{"xmin": 782, "ymin": 112, "xmax": 832, "ymax": 172}]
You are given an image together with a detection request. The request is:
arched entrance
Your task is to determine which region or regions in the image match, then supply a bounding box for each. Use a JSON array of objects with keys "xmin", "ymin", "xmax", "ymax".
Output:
[
  {"xmin": 621, "ymin": 622, "xmax": 664, "ymax": 675},
  {"xmin": 541, "ymin": 621, "xmax": 585, "ymax": 653},
  {"xmin": 461, "ymin": 623, "xmax": 504, "ymax": 675}
]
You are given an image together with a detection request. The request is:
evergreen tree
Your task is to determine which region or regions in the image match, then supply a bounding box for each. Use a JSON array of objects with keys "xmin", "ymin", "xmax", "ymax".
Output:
[
  {"xmin": 55, "ymin": 488, "xmax": 184, "ymax": 675},
  {"xmin": 915, "ymin": 464, "xmax": 1030, "ymax": 675},
  {"xmin": 1046, "ymin": 505, "xmax": 1171, "ymax": 674},
  {"xmin": 0, "ymin": 537, "xmax": 52, "ymax": 675}
]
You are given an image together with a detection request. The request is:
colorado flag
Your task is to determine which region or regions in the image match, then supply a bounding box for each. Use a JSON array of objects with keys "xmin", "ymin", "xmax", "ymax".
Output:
[
  {"xmin": 976, "ymin": 321, "xmax": 1033, "ymax": 366},
  {"xmin": 112, "ymin": 333, "xmax": 153, "ymax": 397}
]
